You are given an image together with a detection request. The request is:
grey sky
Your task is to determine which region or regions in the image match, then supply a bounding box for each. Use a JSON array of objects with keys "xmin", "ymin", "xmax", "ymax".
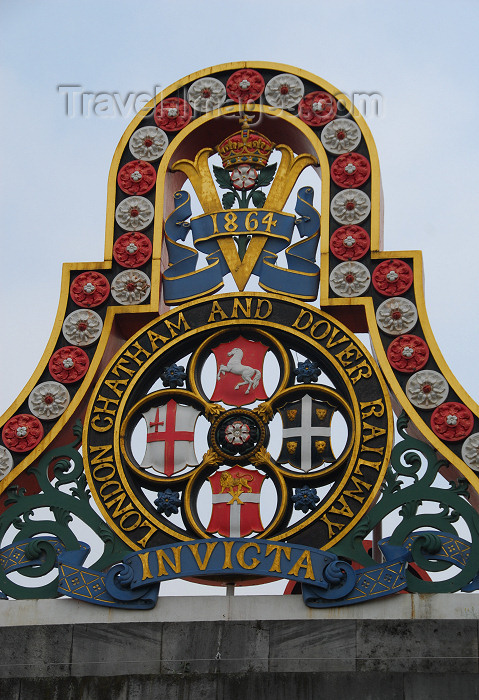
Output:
[{"xmin": 1, "ymin": 0, "xmax": 479, "ymax": 413}]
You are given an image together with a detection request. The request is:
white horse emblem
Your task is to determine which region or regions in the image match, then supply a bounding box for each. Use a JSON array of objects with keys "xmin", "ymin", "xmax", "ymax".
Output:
[{"xmin": 217, "ymin": 348, "xmax": 262, "ymax": 395}]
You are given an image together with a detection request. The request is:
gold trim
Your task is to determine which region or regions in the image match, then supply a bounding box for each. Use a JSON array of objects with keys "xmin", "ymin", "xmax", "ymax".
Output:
[
  {"xmin": 188, "ymin": 328, "xmax": 290, "ymax": 405},
  {"xmin": 120, "ymin": 389, "xmax": 211, "ymax": 486},
  {"xmin": 83, "ymin": 292, "xmax": 392, "ymax": 550}
]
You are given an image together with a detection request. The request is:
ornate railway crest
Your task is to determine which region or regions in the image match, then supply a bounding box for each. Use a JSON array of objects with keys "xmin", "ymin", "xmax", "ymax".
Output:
[{"xmin": 2, "ymin": 63, "xmax": 479, "ymax": 609}]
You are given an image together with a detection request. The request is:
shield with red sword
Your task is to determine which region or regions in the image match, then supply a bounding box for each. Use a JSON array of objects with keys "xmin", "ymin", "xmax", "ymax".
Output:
[
  {"xmin": 210, "ymin": 336, "xmax": 269, "ymax": 406},
  {"xmin": 207, "ymin": 466, "xmax": 265, "ymax": 537},
  {"xmin": 140, "ymin": 399, "xmax": 200, "ymax": 476}
]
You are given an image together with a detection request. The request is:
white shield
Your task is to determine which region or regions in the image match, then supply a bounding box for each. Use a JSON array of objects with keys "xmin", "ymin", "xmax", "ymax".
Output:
[{"xmin": 140, "ymin": 399, "xmax": 200, "ymax": 476}]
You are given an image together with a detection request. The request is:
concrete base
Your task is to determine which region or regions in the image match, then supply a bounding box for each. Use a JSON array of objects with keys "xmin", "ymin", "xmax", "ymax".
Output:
[{"xmin": 1, "ymin": 594, "xmax": 478, "ymax": 699}]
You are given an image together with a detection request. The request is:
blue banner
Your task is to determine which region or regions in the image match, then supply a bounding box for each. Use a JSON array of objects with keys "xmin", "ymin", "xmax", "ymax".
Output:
[
  {"xmin": 3, "ymin": 531, "xmax": 479, "ymax": 606},
  {"xmin": 8, "ymin": 534, "xmax": 460, "ymax": 608},
  {"xmin": 162, "ymin": 187, "xmax": 320, "ymax": 304}
]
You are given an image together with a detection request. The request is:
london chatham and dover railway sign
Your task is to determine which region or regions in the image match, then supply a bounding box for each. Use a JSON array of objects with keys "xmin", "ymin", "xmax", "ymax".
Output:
[{"xmin": 1, "ymin": 62, "xmax": 479, "ymax": 608}]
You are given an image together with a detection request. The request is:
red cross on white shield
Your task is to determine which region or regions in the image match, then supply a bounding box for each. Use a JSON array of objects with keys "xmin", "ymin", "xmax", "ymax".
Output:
[{"xmin": 140, "ymin": 399, "xmax": 200, "ymax": 476}]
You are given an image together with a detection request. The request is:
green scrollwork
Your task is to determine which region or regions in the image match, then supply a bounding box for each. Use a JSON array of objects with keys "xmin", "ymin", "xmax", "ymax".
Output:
[
  {"xmin": 0, "ymin": 421, "xmax": 130, "ymax": 599},
  {"xmin": 331, "ymin": 412, "xmax": 479, "ymax": 593}
]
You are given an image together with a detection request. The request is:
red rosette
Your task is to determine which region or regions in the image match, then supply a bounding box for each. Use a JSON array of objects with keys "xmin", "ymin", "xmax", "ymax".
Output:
[
  {"xmin": 154, "ymin": 97, "xmax": 192, "ymax": 132},
  {"xmin": 298, "ymin": 91, "xmax": 337, "ymax": 126},
  {"xmin": 113, "ymin": 232, "xmax": 152, "ymax": 268},
  {"xmin": 2, "ymin": 414, "xmax": 44, "ymax": 453},
  {"xmin": 331, "ymin": 153, "xmax": 370, "ymax": 188},
  {"xmin": 117, "ymin": 160, "xmax": 156, "ymax": 196},
  {"xmin": 387, "ymin": 335, "xmax": 429, "ymax": 373},
  {"xmin": 330, "ymin": 225, "xmax": 370, "ymax": 261},
  {"xmin": 372, "ymin": 259, "xmax": 413, "ymax": 297},
  {"xmin": 226, "ymin": 69, "xmax": 265, "ymax": 103},
  {"xmin": 431, "ymin": 402, "xmax": 474, "ymax": 442},
  {"xmin": 49, "ymin": 346, "xmax": 90, "ymax": 384},
  {"xmin": 70, "ymin": 272, "xmax": 110, "ymax": 308}
]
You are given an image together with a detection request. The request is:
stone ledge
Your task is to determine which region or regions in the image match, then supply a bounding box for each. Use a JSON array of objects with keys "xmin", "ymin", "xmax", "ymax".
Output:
[{"xmin": 1, "ymin": 592, "xmax": 479, "ymax": 627}]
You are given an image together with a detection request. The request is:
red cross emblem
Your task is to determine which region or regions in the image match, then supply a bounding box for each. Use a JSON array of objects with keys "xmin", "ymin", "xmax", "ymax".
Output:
[
  {"xmin": 207, "ymin": 466, "xmax": 265, "ymax": 537},
  {"xmin": 140, "ymin": 399, "xmax": 200, "ymax": 476}
]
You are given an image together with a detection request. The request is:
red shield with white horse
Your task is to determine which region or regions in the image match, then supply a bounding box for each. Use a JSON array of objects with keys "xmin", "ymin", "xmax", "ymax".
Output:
[{"xmin": 210, "ymin": 336, "xmax": 269, "ymax": 406}]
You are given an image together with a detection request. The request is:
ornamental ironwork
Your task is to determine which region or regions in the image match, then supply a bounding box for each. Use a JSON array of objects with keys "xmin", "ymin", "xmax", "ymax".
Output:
[{"xmin": 1, "ymin": 62, "xmax": 479, "ymax": 609}]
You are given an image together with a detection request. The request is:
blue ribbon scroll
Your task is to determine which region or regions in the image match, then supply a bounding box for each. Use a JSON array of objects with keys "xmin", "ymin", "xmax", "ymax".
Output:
[{"xmin": 162, "ymin": 187, "xmax": 320, "ymax": 304}]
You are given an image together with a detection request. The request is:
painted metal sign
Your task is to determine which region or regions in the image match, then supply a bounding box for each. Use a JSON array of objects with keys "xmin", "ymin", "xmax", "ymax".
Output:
[{"xmin": 1, "ymin": 63, "xmax": 479, "ymax": 608}]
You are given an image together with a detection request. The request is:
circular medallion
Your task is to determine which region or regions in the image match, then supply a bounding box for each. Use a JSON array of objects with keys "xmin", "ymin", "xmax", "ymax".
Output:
[
  {"xmin": 111, "ymin": 270, "xmax": 151, "ymax": 305},
  {"xmin": 331, "ymin": 189, "xmax": 371, "ymax": 225},
  {"xmin": 376, "ymin": 297, "xmax": 418, "ymax": 336},
  {"xmin": 209, "ymin": 409, "xmax": 266, "ymax": 462},
  {"xmin": 431, "ymin": 402, "xmax": 474, "ymax": 442},
  {"xmin": 405, "ymin": 370, "xmax": 449, "ymax": 409},
  {"xmin": 330, "ymin": 225, "xmax": 370, "ymax": 261},
  {"xmin": 372, "ymin": 259, "xmax": 413, "ymax": 297},
  {"xmin": 331, "ymin": 153, "xmax": 370, "ymax": 188},
  {"xmin": 329, "ymin": 261, "xmax": 370, "ymax": 297},
  {"xmin": 0, "ymin": 446, "xmax": 14, "ymax": 478},
  {"xmin": 226, "ymin": 69, "xmax": 265, "ymax": 103},
  {"xmin": 386, "ymin": 335, "xmax": 429, "ymax": 373},
  {"xmin": 129, "ymin": 126, "xmax": 168, "ymax": 161},
  {"xmin": 117, "ymin": 160, "xmax": 157, "ymax": 196},
  {"xmin": 62, "ymin": 309, "xmax": 103, "ymax": 346},
  {"xmin": 2, "ymin": 414, "xmax": 44, "ymax": 453},
  {"xmin": 265, "ymin": 73, "xmax": 304, "ymax": 110},
  {"xmin": 84, "ymin": 294, "xmax": 392, "ymax": 552},
  {"xmin": 28, "ymin": 381, "xmax": 70, "ymax": 420},
  {"xmin": 154, "ymin": 98, "xmax": 192, "ymax": 132},
  {"xmin": 115, "ymin": 196, "xmax": 154, "ymax": 231},
  {"xmin": 298, "ymin": 91, "xmax": 337, "ymax": 127},
  {"xmin": 70, "ymin": 271, "xmax": 110, "ymax": 308},
  {"xmin": 321, "ymin": 118, "xmax": 361, "ymax": 154},
  {"xmin": 49, "ymin": 346, "xmax": 90, "ymax": 384},
  {"xmin": 113, "ymin": 232, "xmax": 152, "ymax": 268},
  {"xmin": 461, "ymin": 433, "xmax": 479, "ymax": 471},
  {"xmin": 187, "ymin": 78, "xmax": 226, "ymax": 113}
]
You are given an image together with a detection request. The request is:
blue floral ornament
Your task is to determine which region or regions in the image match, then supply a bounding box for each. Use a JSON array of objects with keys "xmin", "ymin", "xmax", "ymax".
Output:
[
  {"xmin": 292, "ymin": 485, "xmax": 320, "ymax": 513},
  {"xmin": 294, "ymin": 360, "xmax": 321, "ymax": 383},
  {"xmin": 160, "ymin": 364, "xmax": 187, "ymax": 388},
  {"xmin": 154, "ymin": 489, "xmax": 181, "ymax": 516}
]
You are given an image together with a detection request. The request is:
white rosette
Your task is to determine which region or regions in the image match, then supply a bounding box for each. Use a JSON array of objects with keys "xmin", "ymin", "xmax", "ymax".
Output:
[
  {"xmin": 187, "ymin": 77, "xmax": 226, "ymax": 112},
  {"xmin": 405, "ymin": 370, "xmax": 449, "ymax": 409},
  {"xmin": 115, "ymin": 196, "xmax": 154, "ymax": 231},
  {"xmin": 111, "ymin": 270, "xmax": 151, "ymax": 305},
  {"xmin": 321, "ymin": 118, "xmax": 361, "ymax": 154},
  {"xmin": 329, "ymin": 261, "xmax": 370, "ymax": 297},
  {"xmin": 129, "ymin": 126, "xmax": 168, "ymax": 161},
  {"xmin": 265, "ymin": 73, "xmax": 304, "ymax": 110},
  {"xmin": 331, "ymin": 189, "xmax": 371, "ymax": 225},
  {"xmin": 376, "ymin": 297, "xmax": 418, "ymax": 336},
  {"xmin": 462, "ymin": 434, "xmax": 479, "ymax": 471},
  {"xmin": 28, "ymin": 381, "xmax": 70, "ymax": 420},
  {"xmin": 63, "ymin": 309, "xmax": 103, "ymax": 346},
  {"xmin": 0, "ymin": 446, "xmax": 14, "ymax": 479}
]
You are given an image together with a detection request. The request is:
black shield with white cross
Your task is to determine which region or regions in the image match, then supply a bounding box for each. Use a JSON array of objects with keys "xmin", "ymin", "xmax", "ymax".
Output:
[{"xmin": 277, "ymin": 394, "xmax": 336, "ymax": 472}]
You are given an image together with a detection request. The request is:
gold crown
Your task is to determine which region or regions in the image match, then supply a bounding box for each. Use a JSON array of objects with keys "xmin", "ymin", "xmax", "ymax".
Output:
[{"xmin": 216, "ymin": 116, "xmax": 274, "ymax": 170}]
